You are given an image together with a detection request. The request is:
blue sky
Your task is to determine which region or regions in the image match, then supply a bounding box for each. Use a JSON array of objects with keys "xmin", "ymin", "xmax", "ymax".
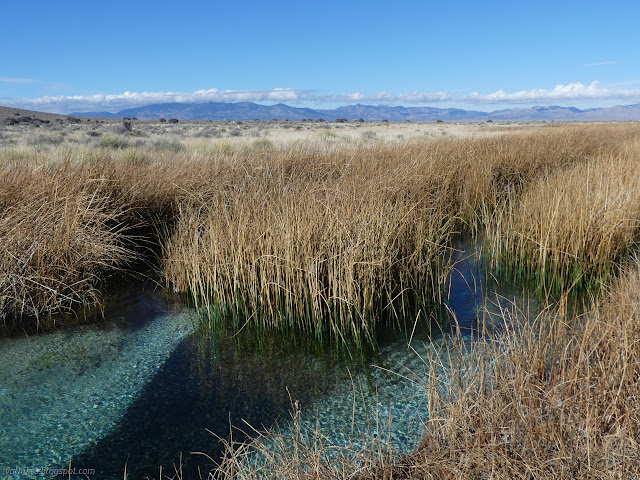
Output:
[{"xmin": 2, "ymin": 0, "xmax": 639, "ymax": 113}]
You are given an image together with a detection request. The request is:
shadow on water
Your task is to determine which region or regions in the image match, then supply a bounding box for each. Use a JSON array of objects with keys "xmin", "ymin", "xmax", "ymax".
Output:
[
  {"xmin": 0, "ymin": 284, "xmax": 196, "ymax": 480},
  {"xmin": 78, "ymin": 278, "xmax": 176, "ymax": 334},
  {"xmin": 66, "ymin": 331, "xmax": 339, "ymax": 480}
]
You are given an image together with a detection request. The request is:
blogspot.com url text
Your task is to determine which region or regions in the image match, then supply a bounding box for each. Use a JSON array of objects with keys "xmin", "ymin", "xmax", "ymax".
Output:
[{"xmin": 4, "ymin": 466, "xmax": 96, "ymax": 477}]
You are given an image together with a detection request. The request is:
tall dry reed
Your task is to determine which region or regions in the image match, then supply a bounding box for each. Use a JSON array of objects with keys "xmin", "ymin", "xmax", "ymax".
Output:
[
  {"xmin": 482, "ymin": 139, "xmax": 640, "ymax": 294},
  {"xmin": 391, "ymin": 257, "xmax": 640, "ymax": 479},
  {"xmin": 2, "ymin": 124, "xmax": 639, "ymax": 333},
  {"xmin": 163, "ymin": 143, "xmax": 458, "ymax": 343},
  {"xmin": 0, "ymin": 160, "xmax": 134, "ymax": 326},
  {"xmin": 0, "ymin": 144, "xmax": 230, "ymax": 329},
  {"xmin": 420, "ymin": 124, "xmax": 637, "ymax": 222}
]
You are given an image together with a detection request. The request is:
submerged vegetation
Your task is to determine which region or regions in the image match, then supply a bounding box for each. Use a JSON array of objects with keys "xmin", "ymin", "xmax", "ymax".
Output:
[{"xmin": 2, "ymin": 118, "xmax": 640, "ymax": 477}]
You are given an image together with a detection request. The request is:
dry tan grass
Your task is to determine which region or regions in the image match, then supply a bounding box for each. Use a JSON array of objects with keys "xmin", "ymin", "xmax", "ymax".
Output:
[
  {"xmin": 2, "ymin": 124, "xmax": 639, "ymax": 334},
  {"xmin": 2, "ymin": 123, "xmax": 640, "ymax": 478},
  {"xmin": 207, "ymin": 259, "xmax": 640, "ymax": 480},
  {"xmin": 162, "ymin": 143, "xmax": 457, "ymax": 343},
  {"xmin": 162, "ymin": 125, "xmax": 640, "ymax": 341},
  {"xmin": 0, "ymin": 146, "xmax": 228, "ymax": 329},
  {"xmin": 481, "ymin": 135, "xmax": 640, "ymax": 293},
  {"xmin": 0, "ymin": 160, "xmax": 134, "ymax": 326},
  {"xmin": 391, "ymin": 258, "xmax": 640, "ymax": 479}
]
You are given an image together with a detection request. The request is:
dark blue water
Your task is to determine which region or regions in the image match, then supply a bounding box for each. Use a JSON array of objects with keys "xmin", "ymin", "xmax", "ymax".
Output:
[{"xmin": 445, "ymin": 239, "xmax": 487, "ymax": 334}]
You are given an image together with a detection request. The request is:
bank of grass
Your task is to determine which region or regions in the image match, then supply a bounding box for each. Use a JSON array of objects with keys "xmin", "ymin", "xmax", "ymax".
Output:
[
  {"xmin": 482, "ymin": 136, "xmax": 640, "ymax": 295},
  {"xmin": 2, "ymin": 124, "xmax": 639, "ymax": 336},
  {"xmin": 163, "ymin": 125, "xmax": 640, "ymax": 342},
  {"xmin": 0, "ymin": 147, "xmax": 207, "ymax": 331},
  {"xmin": 162, "ymin": 143, "xmax": 457, "ymax": 344},
  {"xmin": 394, "ymin": 257, "xmax": 640, "ymax": 479},
  {"xmin": 0, "ymin": 160, "xmax": 134, "ymax": 326},
  {"xmin": 208, "ymin": 257, "xmax": 640, "ymax": 479}
]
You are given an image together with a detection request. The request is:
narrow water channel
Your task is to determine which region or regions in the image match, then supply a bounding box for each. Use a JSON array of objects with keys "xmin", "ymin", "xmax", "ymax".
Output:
[{"xmin": 0, "ymin": 240, "xmax": 530, "ymax": 479}]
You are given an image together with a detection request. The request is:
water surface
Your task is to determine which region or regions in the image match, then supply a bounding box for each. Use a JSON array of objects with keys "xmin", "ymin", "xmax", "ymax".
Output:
[{"xmin": 0, "ymin": 240, "xmax": 530, "ymax": 479}]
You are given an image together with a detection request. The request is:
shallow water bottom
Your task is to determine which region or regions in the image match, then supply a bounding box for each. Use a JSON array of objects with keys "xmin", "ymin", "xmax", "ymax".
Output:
[
  {"xmin": 0, "ymin": 290, "xmax": 193, "ymax": 479},
  {"xmin": 0, "ymin": 241, "xmax": 533, "ymax": 479}
]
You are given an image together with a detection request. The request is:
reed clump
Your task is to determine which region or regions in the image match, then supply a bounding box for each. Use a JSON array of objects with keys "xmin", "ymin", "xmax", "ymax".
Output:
[
  {"xmin": 425, "ymin": 124, "xmax": 635, "ymax": 219},
  {"xmin": 482, "ymin": 139, "xmax": 640, "ymax": 294},
  {"xmin": 390, "ymin": 258, "xmax": 640, "ymax": 479},
  {"xmin": 163, "ymin": 143, "xmax": 458, "ymax": 343},
  {"xmin": 0, "ymin": 146, "xmax": 206, "ymax": 329},
  {"xmin": 0, "ymin": 159, "xmax": 135, "ymax": 326}
]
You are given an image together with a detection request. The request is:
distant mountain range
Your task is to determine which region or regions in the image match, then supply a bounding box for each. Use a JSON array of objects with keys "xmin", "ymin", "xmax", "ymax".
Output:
[{"xmin": 70, "ymin": 102, "xmax": 640, "ymax": 122}]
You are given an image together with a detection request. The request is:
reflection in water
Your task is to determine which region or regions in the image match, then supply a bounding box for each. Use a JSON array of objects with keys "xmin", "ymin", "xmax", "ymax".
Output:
[
  {"xmin": 445, "ymin": 239, "xmax": 486, "ymax": 334},
  {"xmin": 441, "ymin": 238, "xmax": 534, "ymax": 336},
  {"xmin": 72, "ymin": 332, "xmax": 340, "ymax": 479}
]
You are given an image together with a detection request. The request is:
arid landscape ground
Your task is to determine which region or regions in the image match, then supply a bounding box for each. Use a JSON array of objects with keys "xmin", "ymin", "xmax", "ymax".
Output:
[{"xmin": 0, "ymin": 105, "xmax": 571, "ymax": 150}]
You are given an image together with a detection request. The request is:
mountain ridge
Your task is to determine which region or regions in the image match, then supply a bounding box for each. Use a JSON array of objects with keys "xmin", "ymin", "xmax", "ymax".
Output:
[{"xmin": 66, "ymin": 101, "xmax": 640, "ymax": 122}]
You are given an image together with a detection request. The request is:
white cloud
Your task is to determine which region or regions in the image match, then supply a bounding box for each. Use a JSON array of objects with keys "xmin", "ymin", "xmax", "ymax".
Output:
[
  {"xmin": 584, "ymin": 61, "xmax": 618, "ymax": 67},
  {"xmin": 3, "ymin": 88, "xmax": 310, "ymax": 113},
  {"xmin": 326, "ymin": 82, "xmax": 640, "ymax": 105},
  {"xmin": 325, "ymin": 82, "xmax": 640, "ymax": 105},
  {"xmin": 0, "ymin": 77, "xmax": 37, "ymax": 84},
  {"xmin": 4, "ymin": 82, "xmax": 640, "ymax": 114},
  {"xmin": 466, "ymin": 81, "xmax": 627, "ymax": 103},
  {"xmin": 318, "ymin": 91, "xmax": 454, "ymax": 103}
]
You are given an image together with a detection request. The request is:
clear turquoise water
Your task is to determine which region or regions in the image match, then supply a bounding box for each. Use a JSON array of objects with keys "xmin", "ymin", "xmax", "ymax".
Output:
[
  {"xmin": 0, "ymin": 290, "xmax": 194, "ymax": 479},
  {"xmin": 0, "ymin": 241, "xmax": 531, "ymax": 479}
]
